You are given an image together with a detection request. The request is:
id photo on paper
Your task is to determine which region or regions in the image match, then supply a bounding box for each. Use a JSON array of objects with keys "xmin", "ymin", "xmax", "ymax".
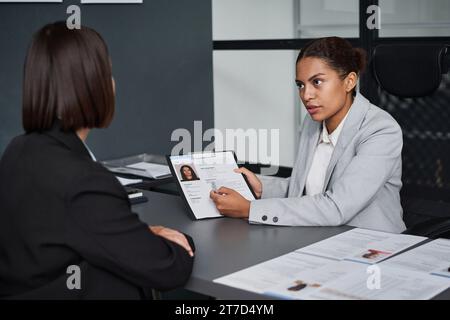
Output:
[{"xmin": 177, "ymin": 164, "xmax": 200, "ymax": 182}]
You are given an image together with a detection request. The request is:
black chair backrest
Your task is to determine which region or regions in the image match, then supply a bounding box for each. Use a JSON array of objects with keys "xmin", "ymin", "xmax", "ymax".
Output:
[{"xmin": 370, "ymin": 44, "xmax": 450, "ymax": 228}]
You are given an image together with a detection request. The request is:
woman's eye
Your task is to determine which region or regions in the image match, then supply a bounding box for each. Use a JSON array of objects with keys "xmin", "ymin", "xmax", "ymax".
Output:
[
  {"xmin": 313, "ymin": 79, "xmax": 323, "ymax": 86},
  {"xmin": 296, "ymin": 83, "xmax": 305, "ymax": 89}
]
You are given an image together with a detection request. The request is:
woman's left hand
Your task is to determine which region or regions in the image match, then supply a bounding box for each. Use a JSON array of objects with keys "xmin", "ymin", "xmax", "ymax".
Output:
[{"xmin": 209, "ymin": 187, "xmax": 250, "ymax": 218}]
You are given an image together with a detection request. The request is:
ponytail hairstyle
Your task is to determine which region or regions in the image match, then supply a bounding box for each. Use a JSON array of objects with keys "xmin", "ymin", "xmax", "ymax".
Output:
[{"xmin": 296, "ymin": 37, "xmax": 367, "ymax": 97}]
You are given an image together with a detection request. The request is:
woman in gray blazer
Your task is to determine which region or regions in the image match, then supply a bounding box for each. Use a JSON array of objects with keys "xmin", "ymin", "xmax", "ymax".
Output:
[{"xmin": 210, "ymin": 37, "xmax": 406, "ymax": 233}]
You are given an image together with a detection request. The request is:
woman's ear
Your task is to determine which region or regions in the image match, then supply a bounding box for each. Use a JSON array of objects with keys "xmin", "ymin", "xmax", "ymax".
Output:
[{"xmin": 344, "ymin": 72, "xmax": 358, "ymax": 93}]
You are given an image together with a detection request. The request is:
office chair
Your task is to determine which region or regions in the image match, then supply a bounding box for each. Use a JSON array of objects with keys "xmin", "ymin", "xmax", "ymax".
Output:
[{"xmin": 369, "ymin": 44, "xmax": 450, "ymax": 238}]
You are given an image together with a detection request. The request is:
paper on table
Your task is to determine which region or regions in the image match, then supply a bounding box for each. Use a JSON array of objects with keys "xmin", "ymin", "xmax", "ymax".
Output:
[
  {"xmin": 267, "ymin": 261, "xmax": 450, "ymax": 300},
  {"xmin": 116, "ymin": 176, "xmax": 143, "ymax": 186},
  {"xmin": 213, "ymin": 228, "xmax": 447, "ymax": 300},
  {"xmin": 297, "ymin": 228, "xmax": 426, "ymax": 263},
  {"xmin": 264, "ymin": 261, "xmax": 363, "ymax": 300},
  {"xmin": 381, "ymin": 238, "xmax": 450, "ymax": 278},
  {"xmin": 126, "ymin": 162, "xmax": 171, "ymax": 179},
  {"xmin": 213, "ymin": 252, "xmax": 332, "ymax": 294},
  {"xmin": 304, "ymin": 264, "xmax": 450, "ymax": 300}
]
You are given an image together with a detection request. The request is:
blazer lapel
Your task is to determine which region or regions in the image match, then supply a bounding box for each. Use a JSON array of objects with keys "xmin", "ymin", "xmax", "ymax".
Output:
[{"xmin": 322, "ymin": 94, "xmax": 371, "ymax": 191}]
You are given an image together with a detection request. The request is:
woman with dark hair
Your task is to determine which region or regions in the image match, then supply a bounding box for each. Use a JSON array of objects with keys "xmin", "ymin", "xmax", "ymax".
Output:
[
  {"xmin": 180, "ymin": 165, "xmax": 200, "ymax": 181},
  {"xmin": 0, "ymin": 22, "xmax": 194, "ymax": 299},
  {"xmin": 210, "ymin": 37, "xmax": 406, "ymax": 233}
]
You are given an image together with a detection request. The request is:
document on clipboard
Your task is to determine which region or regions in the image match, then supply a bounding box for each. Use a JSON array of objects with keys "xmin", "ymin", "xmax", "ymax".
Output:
[{"xmin": 167, "ymin": 151, "xmax": 256, "ymax": 220}]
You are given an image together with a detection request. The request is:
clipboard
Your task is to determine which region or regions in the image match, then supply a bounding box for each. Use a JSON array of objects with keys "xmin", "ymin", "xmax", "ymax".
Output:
[{"xmin": 166, "ymin": 151, "xmax": 256, "ymax": 220}]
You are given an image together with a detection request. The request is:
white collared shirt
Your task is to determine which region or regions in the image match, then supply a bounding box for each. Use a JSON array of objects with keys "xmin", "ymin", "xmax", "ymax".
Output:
[{"xmin": 305, "ymin": 111, "xmax": 350, "ymax": 196}]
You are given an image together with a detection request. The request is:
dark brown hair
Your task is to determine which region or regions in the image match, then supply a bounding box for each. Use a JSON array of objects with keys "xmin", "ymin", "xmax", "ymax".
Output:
[
  {"xmin": 22, "ymin": 22, "xmax": 115, "ymax": 133},
  {"xmin": 296, "ymin": 37, "xmax": 367, "ymax": 96},
  {"xmin": 180, "ymin": 165, "xmax": 199, "ymax": 181}
]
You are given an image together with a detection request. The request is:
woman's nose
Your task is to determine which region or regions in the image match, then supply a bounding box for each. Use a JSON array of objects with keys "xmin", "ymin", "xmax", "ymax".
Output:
[{"xmin": 302, "ymin": 85, "xmax": 315, "ymax": 101}]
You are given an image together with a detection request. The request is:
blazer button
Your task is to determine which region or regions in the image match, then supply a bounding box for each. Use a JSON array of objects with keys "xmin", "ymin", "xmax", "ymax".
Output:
[
  {"xmin": 262, "ymin": 215, "xmax": 268, "ymax": 221},
  {"xmin": 273, "ymin": 217, "xmax": 278, "ymax": 223}
]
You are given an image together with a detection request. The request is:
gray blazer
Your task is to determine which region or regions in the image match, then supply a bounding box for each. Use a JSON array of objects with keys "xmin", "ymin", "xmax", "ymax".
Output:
[{"xmin": 249, "ymin": 93, "xmax": 406, "ymax": 233}]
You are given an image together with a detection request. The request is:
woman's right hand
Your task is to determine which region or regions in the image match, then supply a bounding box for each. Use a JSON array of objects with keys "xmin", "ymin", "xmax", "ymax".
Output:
[
  {"xmin": 149, "ymin": 226, "xmax": 194, "ymax": 257},
  {"xmin": 234, "ymin": 167, "xmax": 262, "ymax": 199}
]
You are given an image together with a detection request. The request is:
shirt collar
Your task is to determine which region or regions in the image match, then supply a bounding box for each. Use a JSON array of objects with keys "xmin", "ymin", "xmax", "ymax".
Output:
[
  {"xmin": 44, "ymin": 120, "xmax": 92, "ymax": 161},
  {"xmin": 81, "ymin": 140, "xmax": 97, "ymax": 162},
  {"xmin": 319, "ymin": 108, "xmax": 351, "ymax": 147}
]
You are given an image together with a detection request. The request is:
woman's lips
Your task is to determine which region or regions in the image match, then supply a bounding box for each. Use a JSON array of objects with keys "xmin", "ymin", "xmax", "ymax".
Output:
[{"xmin": 306, "ymin": 106, "xmax": 321, "ymax": 115}]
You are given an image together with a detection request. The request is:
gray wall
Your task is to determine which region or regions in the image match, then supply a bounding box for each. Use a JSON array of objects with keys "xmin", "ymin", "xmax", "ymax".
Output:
[{"xmin": 0, "ymin": 0, "xmax": 214, "ymax": 160}]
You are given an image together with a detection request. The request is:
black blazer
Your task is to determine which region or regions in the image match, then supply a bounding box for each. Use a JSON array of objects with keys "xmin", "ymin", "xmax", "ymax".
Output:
[{"xmin": 0, "ymin": 124, "xmax": 194, "ymax": 299}]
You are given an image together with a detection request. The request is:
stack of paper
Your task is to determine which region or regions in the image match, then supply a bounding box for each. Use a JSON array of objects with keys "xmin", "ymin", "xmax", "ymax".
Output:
[
  {"xmin": 213, "ymin": 228, "xmax": 450, "ymax": 300},
  {"xmin": 108, "ymin": 162, "xmax": 171, "ymax": 179},
  {"xmin": 116, "ymin": 176, "xmax": 143, "ymax": 186}
]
